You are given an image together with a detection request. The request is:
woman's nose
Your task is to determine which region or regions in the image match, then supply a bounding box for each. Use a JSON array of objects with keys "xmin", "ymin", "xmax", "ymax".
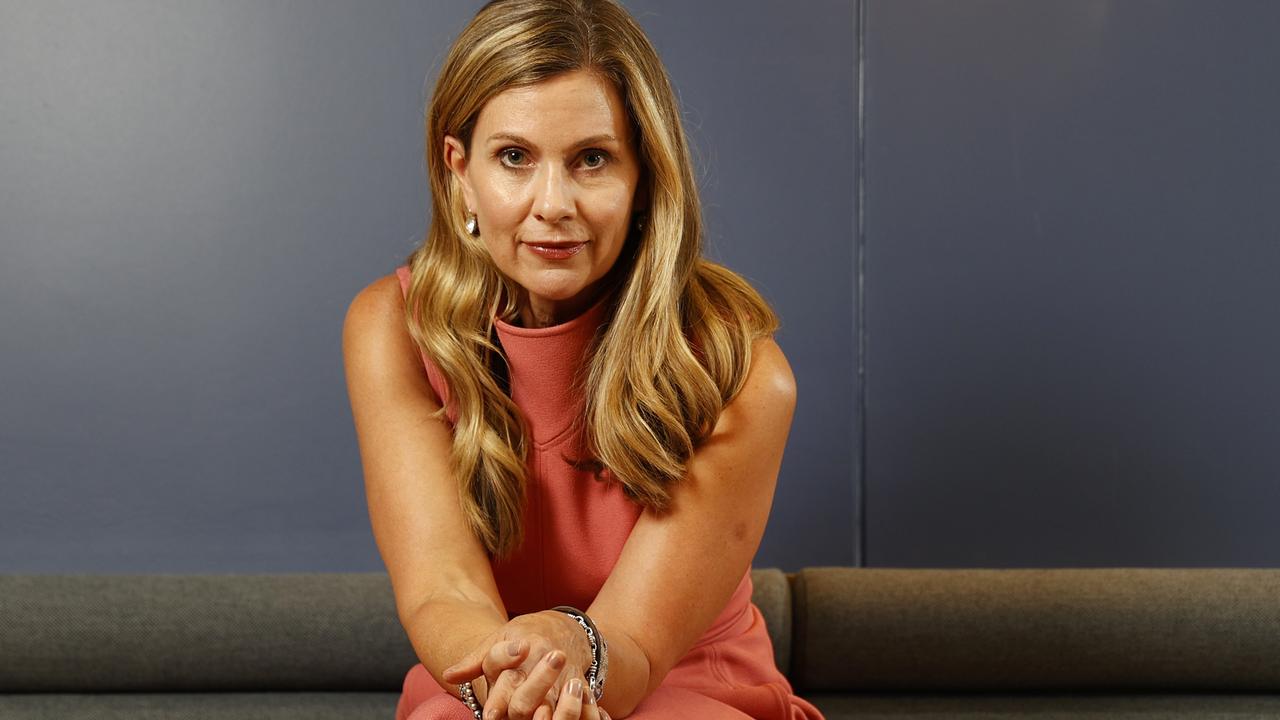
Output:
[{"xmin": 532, "ymin": 165, "xmax": 574, "ymax": 223}]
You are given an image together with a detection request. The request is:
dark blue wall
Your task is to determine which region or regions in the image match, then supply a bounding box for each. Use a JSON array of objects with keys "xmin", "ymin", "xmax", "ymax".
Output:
[
  {"xmin": 10, "ymin": 0, "xmax": 1273, "ymax": 575},
  {"xmin": 0, "ymin": 1, "xmax": 855, "ymax": 573},
  {"xmin": 863, "ymin": 0, "xmax": 1280, "ymax": 567}
]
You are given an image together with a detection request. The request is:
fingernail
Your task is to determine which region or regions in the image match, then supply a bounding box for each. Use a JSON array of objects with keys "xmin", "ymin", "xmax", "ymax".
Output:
[
  {"xmin": 567, "ymin": 678, "xmax": 582, "ymax": 698},
  {"xmin": 548, "ymin": 651, "xmax": 565, "ymax": 669},
  {"xmin": 507, "ymin": 640, "xmax": 522, "ymax": 656}
]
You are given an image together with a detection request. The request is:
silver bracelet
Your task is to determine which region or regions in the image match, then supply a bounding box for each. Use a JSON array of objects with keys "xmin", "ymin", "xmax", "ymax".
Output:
[
  {"xmin": 551, "ymin": 605, "xmax": 608, "ymax": 703},
  {"xmin": 458, "ymin": 680, "xmax": 482, "ymax": 719}
]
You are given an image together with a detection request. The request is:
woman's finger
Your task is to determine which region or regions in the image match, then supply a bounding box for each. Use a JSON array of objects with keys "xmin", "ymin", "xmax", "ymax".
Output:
[
  {"xmin": 506, "ymin": 650, "xmax": 566, "ymax": 720},
  {"xmin": 484, "ymin": 665, "xmax": 560, "ymax": 720},
  {"xmin": 551, "ymin": 675, "xmax": 585, "ymax": 720},
  {"xmin": 480, "ymin": 665, "xmax": 526, "ymax": 720},
  {"xmin": 441, "ymin": 652, "xmax": 484, "ymax": 684},
  {"xmin": 442, "ymin": 639, "xmax": 527, "ymax": 684},
  {"xmin": 481, "ymin": 639, "xmax": 530, "ymax": 682}
]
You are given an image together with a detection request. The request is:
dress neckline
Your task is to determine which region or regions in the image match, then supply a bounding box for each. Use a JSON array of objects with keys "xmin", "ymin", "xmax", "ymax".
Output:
[
  {"xmin": 493, "ymin": 285, "xmax": 617, "ymax": 339},
  {"xmin": 492, "ymin": 287, "xmax": 617, "ymax": 446}
]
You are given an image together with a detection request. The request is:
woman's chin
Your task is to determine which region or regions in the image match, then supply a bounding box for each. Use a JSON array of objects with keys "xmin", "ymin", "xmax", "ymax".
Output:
[
  {"xmin": 520, "ymin": 273, "xmax": 593, "ymax": 304},
  {"xmin": 526, "ymin": 286, "xmax": 589, "ymax": 306},
  {"xmin": 519, "ymin": 274, "xmax": 611, "ymax": 319}
]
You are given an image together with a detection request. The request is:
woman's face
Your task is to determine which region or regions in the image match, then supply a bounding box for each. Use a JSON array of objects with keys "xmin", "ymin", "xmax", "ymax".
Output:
[{"xmin": 445, "ymin": 69, "xmax": 644, "ymax": 327}]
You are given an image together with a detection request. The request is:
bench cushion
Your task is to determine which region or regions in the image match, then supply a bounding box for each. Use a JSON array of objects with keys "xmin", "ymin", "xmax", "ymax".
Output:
[{"xmin": 791, "ymin": 567, "xmax": 1280, "ymax": 692}]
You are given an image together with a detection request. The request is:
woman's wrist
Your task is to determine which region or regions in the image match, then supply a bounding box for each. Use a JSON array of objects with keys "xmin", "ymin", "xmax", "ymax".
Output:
[
  {"xmin": 550, "ymin": 606, "xmax": 608, "ymax": 703},
  {"xmin": 408, "ymin": 597, "xmax": 506, "ymax": 712},
  {"xmin": 457, "ymin": 679, "xmax": 482, "ymax": 718},
  {"xmin": 537, "ymin": 609, "xmax": 595, "ymax": 676},
  {"xmin": 579, "ymin": 616, "xmax": 647, "ymax": 718}
]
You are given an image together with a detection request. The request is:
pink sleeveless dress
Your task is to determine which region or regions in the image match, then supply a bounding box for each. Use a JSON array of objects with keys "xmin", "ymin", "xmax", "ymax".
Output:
[{"xmin": 392, "ymin": 266, "xmax": 823, "ymax": 720}]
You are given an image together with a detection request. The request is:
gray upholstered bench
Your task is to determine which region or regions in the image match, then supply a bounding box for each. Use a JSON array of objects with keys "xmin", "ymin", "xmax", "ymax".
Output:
[{"xmin": 4, "ymin": 568, "xmax": 1280, "ymax": 719}]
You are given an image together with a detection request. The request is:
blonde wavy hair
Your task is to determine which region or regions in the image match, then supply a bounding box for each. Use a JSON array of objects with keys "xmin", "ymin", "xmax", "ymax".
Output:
[{"xmin": 402, "ymin": 0, "xmax": 779, "ymax": 558}]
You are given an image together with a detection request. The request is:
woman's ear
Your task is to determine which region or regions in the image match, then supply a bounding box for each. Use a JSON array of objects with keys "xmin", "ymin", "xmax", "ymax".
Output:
[{"xmin": 443, "ymin": 135, "xmax": 477, "ymax": 211}]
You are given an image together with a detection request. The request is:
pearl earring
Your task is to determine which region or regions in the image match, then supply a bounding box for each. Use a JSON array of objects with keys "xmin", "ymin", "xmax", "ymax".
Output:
[{"xmin": 465, "ymin": 212, "xmax": 479, "ymax": 237}]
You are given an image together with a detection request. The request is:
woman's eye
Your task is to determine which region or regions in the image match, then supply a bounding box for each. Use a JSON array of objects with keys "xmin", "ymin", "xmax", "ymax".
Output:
[
  {"xmin": 500, "ymin": 149, "xmax": 527, "ymax": 167},
  {"xmin": 583, "ymin": 151, "xmax": 607, "ymax": 169}
]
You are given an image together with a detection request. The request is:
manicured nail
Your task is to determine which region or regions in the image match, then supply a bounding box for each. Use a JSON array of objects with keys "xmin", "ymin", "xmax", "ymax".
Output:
[
  {"xmin": 567, "ymin": 678, "xmax": 582, "ymax": 698},
  {"xmin": 507, "ymin": 640, "xmax": 522, "ymax": 656},
  {"xmin": 547, "ymin": 651, "xmax": 565, "ymax": 669}
]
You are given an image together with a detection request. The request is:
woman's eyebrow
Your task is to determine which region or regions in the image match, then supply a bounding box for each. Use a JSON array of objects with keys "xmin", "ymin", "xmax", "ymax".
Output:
[{"xmin": 486, "ymin": 132, "xmax": 620, "ymax": 149}]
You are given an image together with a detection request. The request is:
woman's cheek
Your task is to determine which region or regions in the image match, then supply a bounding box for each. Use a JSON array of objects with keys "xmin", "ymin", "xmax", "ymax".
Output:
[
  {"xmin": 493, "ymin": 178, "xmax": 527, "ymax": 206},
  {"xmin": 583, "ymin": 186, "xmax": 631, "ymax": 224}
]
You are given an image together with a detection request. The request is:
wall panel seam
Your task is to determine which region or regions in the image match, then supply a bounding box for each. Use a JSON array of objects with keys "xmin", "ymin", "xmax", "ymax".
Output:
[{"xmin": 854, "ymin": 0, "xmax": 867, "ymax": 568}]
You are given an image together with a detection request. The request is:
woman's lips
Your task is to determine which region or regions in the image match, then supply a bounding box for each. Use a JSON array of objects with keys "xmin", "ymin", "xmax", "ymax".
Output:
[{"xmin": 523, "ymin": 241, "xmax": 587, "ymax": 260}]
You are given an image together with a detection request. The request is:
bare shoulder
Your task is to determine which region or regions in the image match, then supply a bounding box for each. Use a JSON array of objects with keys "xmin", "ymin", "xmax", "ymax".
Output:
[
  {"xmin": 728, "ymin": 336, "xmax": 796, "ymax": 420},
  {"xmin": 748, "ymin": 336, "xmax": 796, "ymax": 401},
  {"xmin": 342, "ymin": 272, "xmax": 434, "ymax": 399},
  {"xmin": 344, "ymin": 273, "xmax": 406, "ymax": 335}
]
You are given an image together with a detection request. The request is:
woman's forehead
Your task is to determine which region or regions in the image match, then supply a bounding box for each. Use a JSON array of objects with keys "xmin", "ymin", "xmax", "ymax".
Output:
[{"xmin": 475, "ymin": 70, "xmax": 631, "ymax": 148}]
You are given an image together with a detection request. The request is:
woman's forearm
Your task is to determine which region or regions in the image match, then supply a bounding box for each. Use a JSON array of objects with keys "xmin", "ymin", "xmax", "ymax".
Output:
[
  {"xmin": 403, "ymin": 594, "xmax": 507, "ymax": 697},
  {"xmin": 589, "ymin": 616, "xmax": 653, "ymax": 718}
]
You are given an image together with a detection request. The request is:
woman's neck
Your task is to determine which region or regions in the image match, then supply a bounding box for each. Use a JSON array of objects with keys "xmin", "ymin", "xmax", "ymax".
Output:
[
  {"xmin": 514, "ymin": 273, "xmax": 621, "ymax": 328},
  {"xmin": 519, "ymin": 293, "xmax": 594, "ymax": 328}
]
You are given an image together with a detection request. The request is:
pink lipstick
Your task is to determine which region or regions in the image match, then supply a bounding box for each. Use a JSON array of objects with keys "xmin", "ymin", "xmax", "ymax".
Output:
[{"xmin": 523, "ymin": 242, "xmax": 587, "ymax": 260}]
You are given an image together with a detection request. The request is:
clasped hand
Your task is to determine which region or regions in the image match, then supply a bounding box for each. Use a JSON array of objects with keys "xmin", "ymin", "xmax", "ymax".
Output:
[{"xmin": 443, "ymin": 610, "xmax": 610, "ymax": 720}]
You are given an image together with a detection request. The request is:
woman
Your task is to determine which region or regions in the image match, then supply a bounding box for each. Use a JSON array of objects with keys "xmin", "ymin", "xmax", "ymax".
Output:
[{"xmin": 343, "ymin": 1, "xmax": 822, "ymax": 718}]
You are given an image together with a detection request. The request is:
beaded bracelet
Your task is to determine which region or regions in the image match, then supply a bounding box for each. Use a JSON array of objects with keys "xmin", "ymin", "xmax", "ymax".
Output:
[
  {"xmin": 551, "ymin": 605, "xmax": 609, "ymax": 703},
  {"xmin": 458, "ymin": 680, "xmax": 482, "ymax": 719}
]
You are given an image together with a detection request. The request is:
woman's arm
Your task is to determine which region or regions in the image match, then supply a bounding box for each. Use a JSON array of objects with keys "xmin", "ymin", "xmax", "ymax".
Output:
[
  {"xmin": 465, "ymin": 337, "xmax": 796, "ymax": 718},
  {"xmin": 588, "ymin": 336, "xmax": 797, "ymax": 717},
  {"xmin": 441, "ymin": 337, "xmax": 796, "ymax": 719},
  {"xmin": 342, "ymin": 274, "xmax": 511, "ymax": 694}
]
